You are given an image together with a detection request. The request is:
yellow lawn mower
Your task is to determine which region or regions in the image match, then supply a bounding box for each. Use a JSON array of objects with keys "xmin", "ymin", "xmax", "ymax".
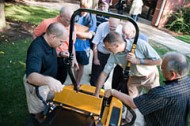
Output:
[{"xmin": 29, "ymin": 9, "xmax": 139, "ymax": 126}]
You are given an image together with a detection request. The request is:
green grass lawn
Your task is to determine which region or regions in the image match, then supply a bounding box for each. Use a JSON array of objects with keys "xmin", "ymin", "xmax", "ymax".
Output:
[
  {"xmin": 1, "ymin": 3, "xmax": 190, "ymax": 126},
  {"xmin": 5, "ymin": 3, "xmax": 58, "ymax": 25},
  {"xmin": 176, "ymin": 35, "xmax": 190, "ymax": 44},
  {"xmin": 0, "ymin": 39, "xmax": 31, "ymax": 125},
  {"xmin": 149, "ymin": 41, "xmax": 171, "ymax": 85}
]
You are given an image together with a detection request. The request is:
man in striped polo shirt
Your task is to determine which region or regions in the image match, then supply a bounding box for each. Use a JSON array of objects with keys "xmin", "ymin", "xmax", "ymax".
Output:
[{"xmin": 105, "ymin": 51, "xmax": 190, "ymax": 126}]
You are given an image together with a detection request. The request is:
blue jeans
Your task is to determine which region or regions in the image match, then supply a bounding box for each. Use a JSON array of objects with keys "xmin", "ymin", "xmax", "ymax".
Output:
[{"xmin": 131, "ymin": 15, "xmax": 138, "ymax": 21}]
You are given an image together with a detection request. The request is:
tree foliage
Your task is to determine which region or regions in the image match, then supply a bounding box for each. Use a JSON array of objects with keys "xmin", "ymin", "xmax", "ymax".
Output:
[{"xmin": 165, "ymin": 7, "xmax": 190, "ymax": 34}]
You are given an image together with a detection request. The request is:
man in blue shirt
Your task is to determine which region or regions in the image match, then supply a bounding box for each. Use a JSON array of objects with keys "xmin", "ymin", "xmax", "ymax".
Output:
[
  {"xmin": 23, "ymin": 22, "xmax": 68, "ymax": 122},
  {"xmin": 105, "ymin": 51, "xmax": 190, "ymax": 126}
]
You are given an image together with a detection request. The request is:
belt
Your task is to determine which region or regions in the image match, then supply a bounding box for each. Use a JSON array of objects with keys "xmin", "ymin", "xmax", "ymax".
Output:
[{"xmin": 130, "ymin": 72, "xmax": 155, "ymax": 80}]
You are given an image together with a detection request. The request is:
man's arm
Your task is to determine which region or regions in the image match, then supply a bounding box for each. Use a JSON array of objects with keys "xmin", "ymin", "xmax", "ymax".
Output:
[
  {"xmin": 76, "ymin": 31, "xmax": 94, "ymax": 39},
  {"xmin": 72, "ymin": 47, "xmax": 79, "ymax": 70},
  {"xmin": 94, "ymin": 71, "xmax": 108, "ymax": 97},
  {"xmin": 126, "ymin": 52, "xmax": 162, "ymax": 66},
  {"xmin": 93, "ymin": 44, "xmax": 100, "ymax": 65},
  {"xmin": 27, "ymin": 72, "xmax": 64, "ymax": 93},
  {"xmin": 105, "ymin": 89, "xmax": 137, "ymax": 109}
]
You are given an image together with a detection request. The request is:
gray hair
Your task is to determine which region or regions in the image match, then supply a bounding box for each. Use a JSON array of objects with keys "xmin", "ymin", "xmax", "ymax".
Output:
[
  {"xmin": 46, "ymin": 22, "xmax": 67, "ymax": 37},
  {"xmin": 122, "ymin": 21, "xmax": 136, "ymax": 33},
  {"xmin": 163, "ymin": 52, "xmax": 189, "ymax": 77}
]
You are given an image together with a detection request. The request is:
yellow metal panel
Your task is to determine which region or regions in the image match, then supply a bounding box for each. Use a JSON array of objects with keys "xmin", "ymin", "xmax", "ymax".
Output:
[
  {"xmin": 103, "ymin": 97, "xmax": 123, "ymax": 126},
  {"xmin": 101, "ymin": 106, "xmax": 109, "ymax": 124},
  {"xmin": 54, "ymin": 85, "xmax": 103, "ymax": 115},
  {"xmin": 80, "ymin": 84, "xmax": 105, "ymax": 97}
]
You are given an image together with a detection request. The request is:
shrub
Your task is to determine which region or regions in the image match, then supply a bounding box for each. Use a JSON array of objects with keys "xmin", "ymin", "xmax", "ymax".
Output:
[{"xmin": 165, "ymin": 7, "xmax": 190, "ymax": 34}]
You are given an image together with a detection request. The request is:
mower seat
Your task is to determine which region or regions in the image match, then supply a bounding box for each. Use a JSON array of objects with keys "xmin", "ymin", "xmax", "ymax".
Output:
[{"xmin": 40, "ymin": 106, "xmax": 95, "ymax": 126}]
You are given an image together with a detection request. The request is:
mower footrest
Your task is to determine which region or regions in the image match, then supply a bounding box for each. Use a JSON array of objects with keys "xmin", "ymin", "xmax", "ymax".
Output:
[{"xmin": 41, "ymin": 106, "xmax": 95, "ymax": 126}]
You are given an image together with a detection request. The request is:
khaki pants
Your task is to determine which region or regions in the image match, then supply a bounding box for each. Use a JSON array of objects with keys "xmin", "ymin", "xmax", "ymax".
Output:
[
  {"xmin": 128, "ymin": 68, "xmax": 160, "ymax": 98},
  {"xmin": 23, "ymin": 75, "xmax": 53, "ymax": 114}
]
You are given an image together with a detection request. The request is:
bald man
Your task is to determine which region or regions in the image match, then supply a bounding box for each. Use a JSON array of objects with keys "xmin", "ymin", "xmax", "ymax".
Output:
[
  {"xmin": 33, "ymin": 6, "xmax": 74, "ymax": 38},
  {"xmin": 90, "ymin": 18, "xmax": 121, "ymax": 86},
  {"xmin": 33, "ymin": 6, "xmax": 78, "ymax": 84},
  {"xmin": 105, "ymin": 52, "xmax": 190, "ymax": 126},
  {"xmin": 24, "ymin": 22, "xmax": 67, "ymax": 122}
]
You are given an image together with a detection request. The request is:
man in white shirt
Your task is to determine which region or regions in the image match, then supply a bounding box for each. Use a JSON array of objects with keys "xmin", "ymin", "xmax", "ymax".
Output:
[{"xmin": 90, "ymin": 17, "xmax": 121, "ymax": 86}]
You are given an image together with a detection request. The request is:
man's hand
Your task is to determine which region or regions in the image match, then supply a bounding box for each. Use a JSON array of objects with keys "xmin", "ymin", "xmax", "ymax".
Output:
[
  {"xmin": 105, "ymin": 89, "xmax": 114, "ymax": 98},
  {"xmin": 47, "ymin": 78, "xmax": 65, "ymax": 93},
  {"xmin": 59, "ymin": 51, "xmax": 69, "ymax": 58},
  {"xmin": 93, "ymin": 58, "xmax": 100, "ymax": 65},
  {"xmin": 72, "ymin": 57, "xmax": 79, "ymax": 70},
  {"xmin": 94, "ymin": 92, "xmax": 100, "ymax": 98},
  {"xmin": 126, "ymin": 52, "xmax": 139, "ymax": 64}
]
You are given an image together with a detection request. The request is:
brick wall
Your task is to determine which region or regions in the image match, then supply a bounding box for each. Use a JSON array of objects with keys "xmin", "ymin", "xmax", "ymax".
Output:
[{"xmin": 152, "ymin": 0, "xmax": 190, "ymax": 28}]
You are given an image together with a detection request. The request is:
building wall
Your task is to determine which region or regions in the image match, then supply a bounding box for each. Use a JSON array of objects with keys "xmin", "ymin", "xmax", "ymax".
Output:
[{"xmin": 152, "ymin": 0, "xmax": 190, "ymax": 28}]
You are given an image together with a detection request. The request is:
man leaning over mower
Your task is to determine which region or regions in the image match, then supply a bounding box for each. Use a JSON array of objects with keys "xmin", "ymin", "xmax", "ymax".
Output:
[
  {"xmin": 23, "ymin": 22, "xmax": 67, "ymax": 122},
  {"xmin": 94, "ymin": 31, "xmax": 161, "ymax": 98},
  {"xmin": 105, "ymin": 51, "xmax": 190, "ymax": 126}
]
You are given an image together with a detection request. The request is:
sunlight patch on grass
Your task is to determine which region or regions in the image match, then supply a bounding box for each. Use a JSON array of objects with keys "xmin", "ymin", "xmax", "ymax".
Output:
[
  {"xmin": 0, "ymin": 51, "xmax": 5, "ymax": 54},
  {"xmin": 176, "ymin": 35, "xmax": 190, "ymax": 44},
  {"xmin": 5, "ymin": 3, "xmax": 59, "ymax": 25}
]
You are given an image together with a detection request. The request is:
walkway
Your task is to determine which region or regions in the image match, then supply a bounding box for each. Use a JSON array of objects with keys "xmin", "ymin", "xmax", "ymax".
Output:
[{"xmin": 138, "ymin": 18, "xmax": 190, "ymax": 57}]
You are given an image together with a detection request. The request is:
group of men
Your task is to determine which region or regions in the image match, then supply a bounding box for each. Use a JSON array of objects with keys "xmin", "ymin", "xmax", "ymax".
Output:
[{"xmin": 23, "ymin": 0, "xmax": 190, "ymax": 125}]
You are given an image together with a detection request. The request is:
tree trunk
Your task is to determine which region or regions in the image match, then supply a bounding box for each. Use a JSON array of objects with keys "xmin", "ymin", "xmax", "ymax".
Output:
[{"xmin": 0, "ymin": 0, "xmax": 6, "ymax": 31}]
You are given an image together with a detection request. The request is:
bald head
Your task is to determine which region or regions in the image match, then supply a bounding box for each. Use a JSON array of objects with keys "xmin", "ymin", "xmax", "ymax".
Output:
[
  {"xmin": 122, "ymin": 21, "xmax": 136, "ymax": 39},
  {"xmin": 109, "ymin": 17, "xmax": 120, "ymax": 32},
  {"xmin": 46, "ymin": 22, "xmax": 68, "ymax": 48},
  {"xmin": 46, "ymin": 22, "xmax": 67, "ymax": 37},
  {"xmin": 59, "ymin": 6, "xmax": 74, "ymax": 27},
  {"xmin": 162, "ymin": 52, "xmax": 189, "ymax": 78}
]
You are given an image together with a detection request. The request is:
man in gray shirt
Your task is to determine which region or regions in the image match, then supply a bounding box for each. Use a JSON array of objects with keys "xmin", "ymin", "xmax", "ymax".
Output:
[{"xmin": 94, "ymin": 31, "xmax": 161, "ymax": 98}]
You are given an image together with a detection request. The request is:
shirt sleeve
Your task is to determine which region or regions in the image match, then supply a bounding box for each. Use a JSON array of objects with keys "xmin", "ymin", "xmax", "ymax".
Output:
[
  {"xmin": 33, "ymin": 20, "xmax": 48, "ymax": 37},
  {"xmin": 134, "ymin": 89, "xmax": 175, "ymax": 115},
  {"xmin": 88, "ymin": 14, "xmax": 97, "ymax": 32},
  {"xmin": 103, "ymin": 54, "xmax": 115, "ymax": 74},
  {"xmin": 26, "ymin": 42, "xmax": 42, "ymax": 77},
  {"xmin": 92, "ymin": 23, "xmax": 104, "ymax": 45},
  {"xmin": 137, "ymin": 40, "xmax": 160, "ymax": 60}
]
